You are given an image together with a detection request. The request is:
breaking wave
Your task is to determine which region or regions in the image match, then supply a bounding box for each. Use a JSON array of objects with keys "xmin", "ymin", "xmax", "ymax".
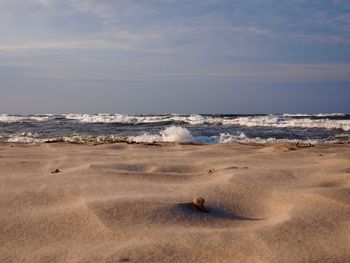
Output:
[
  {"xmin": 2, "ymin": 130, "xmax": 349, "ymax": 145},
  {"xmin": 226, "ymin": 116, "xmax": 350, "ymax": 131},
  {"xmin": 1, "ymin": 113, "xmax": 349, "ymax": 145},
  {"xmin": 129, "ymin": 126, "xmax": 193, "ymax": 143},
  {"xmin": 1, "ymin": 113, "xmax": 349, "ymax": 131},
  {"xmin": 0, "ymin": 114, "xmax": 50, "ymax": 123},
  {"xmin": 282, "ymin": 113, "xmax": 346, "ymax": 117},
  {"xmin": 63, "ymin": 113, "xmax": 350, "ymax": 131},
  {"xmin": 218, "ymin": 133, "xmax": 335, "ymax": 144},
  {"xmin": 63, "ymin": 113, "xmax": 215, "ymax": 125}
]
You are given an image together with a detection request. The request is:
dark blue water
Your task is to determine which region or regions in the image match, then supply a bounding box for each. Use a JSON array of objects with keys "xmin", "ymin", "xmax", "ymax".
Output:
[{"xmin": 0, "ymin": 113, "xmax": 349, "ymax": 143}]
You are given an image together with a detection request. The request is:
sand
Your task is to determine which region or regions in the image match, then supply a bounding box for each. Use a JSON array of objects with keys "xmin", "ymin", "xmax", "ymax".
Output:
[{"xmin": 0, "ymin": 142, "xmax": 350, "ymax": 262}]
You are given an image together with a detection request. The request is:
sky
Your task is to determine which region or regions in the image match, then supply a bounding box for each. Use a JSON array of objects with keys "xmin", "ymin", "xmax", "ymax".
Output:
[{"xmin": 0, "ymin": 0, "xmax": 350, "ymax": 114}]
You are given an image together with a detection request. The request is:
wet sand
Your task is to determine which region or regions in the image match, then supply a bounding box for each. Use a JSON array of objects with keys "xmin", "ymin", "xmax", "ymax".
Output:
[{"xmin": 1, "ymin": 142, "xmax": 350, "ymax": 262}]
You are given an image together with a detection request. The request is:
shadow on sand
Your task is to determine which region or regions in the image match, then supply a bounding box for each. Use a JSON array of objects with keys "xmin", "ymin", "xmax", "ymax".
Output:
[{"xmin": 176, "ymin": 203, "xmax": 264, "ymax": 221}]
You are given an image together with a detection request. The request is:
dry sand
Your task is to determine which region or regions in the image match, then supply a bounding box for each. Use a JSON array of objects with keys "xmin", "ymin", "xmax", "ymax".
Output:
[{"xmin": 1, "ymin": 142, "xmax": 350, "ymax": 262}]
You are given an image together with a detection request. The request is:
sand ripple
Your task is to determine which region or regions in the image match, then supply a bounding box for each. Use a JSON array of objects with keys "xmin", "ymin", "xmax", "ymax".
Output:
[{"xmin": 1, "ymin": 143, "xmax": 350, "ymax": 262}]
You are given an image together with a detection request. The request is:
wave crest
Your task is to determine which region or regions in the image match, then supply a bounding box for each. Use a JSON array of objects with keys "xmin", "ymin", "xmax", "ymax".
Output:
[
  {"xmin": 129, "ymin": 126, "xmax": 193, "ymax": 143},
  {"xmin": 226, "ymin": 116, "xmax": 350, "ymax": 131},
  {"xmin": 62, "ymin": 113, "xmax": 350, "ymax": 131},
  {"xmin": 0, "ymin": 114, "xmax": 50, "ymax": 123}
]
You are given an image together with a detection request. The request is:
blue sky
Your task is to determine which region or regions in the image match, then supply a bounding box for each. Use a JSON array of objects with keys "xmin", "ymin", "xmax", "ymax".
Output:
[{"xmin": 0, "ymin": 0, "xmax": 349, "ymax": 113}]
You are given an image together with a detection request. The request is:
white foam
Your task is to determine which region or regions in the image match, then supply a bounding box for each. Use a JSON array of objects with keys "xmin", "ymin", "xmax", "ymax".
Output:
[
  {"xmin": 4, "ymin": 134, "xmax": 128, "ymax": 144},
  {"xmin": 64, "ymin": 113, "xmax": 223, "ymax": 125},
  {"xmin": 128, "ymin": 133, "xmax": 162, "ymax": 143},
  {"xmin": 7, "ymin": 136, "xmax": 45, "ymax": 143},
  {"xmin": 6, "ymin": 131, "xmax": 44, "ymax": 143},
  {"xmin": 60, "ymin": 135, "xmax": 126, "ymax": 144},
  {"xmin": 225, "ymin": 116, "xmax": 350, "ymax": 131},
  {"xmin": 0, "ymin": 114, "xmax": 50, "ymax": 123},
  {"xmin": 63, "ymin": 113, "xmax": 350, "ymax": 131},
  {"xmin": 64, "ymin": 113, "xmax": 134, "ymax": 123},
  {"xmin": 315, "ymin": 113, "xmax": 346, "ymax": 117},
  {"xmin": 218, "ymin": 132, "xmax": 321, "ymax": 144},
  {"xmin": 283, "ymin": 113, "xmax": 346, "ymax": 117},
  {"xmin": 219, "ymin": 133, "xmax": 264, "ymax": 144},
  {"xmin": 219, "ymin": 132, "xmax": 249, "ymax": 143},
  {"xmin": 65, "ymin": 113, "xmax": 179, "ymax": 124},
  {"xmin": 282, "ymin": 113, "xmax": 313, "ymax": 117},
  {"xmin": 160, "ymin": 126, "xmax": 193, "ymax": 142},
  {"xmin": 2, "ymin": 132, "xmax": 348, "ymax": 145},
  {"xmin": 129, "ymin": 126, "xmax": 193, "ymax": 143}
]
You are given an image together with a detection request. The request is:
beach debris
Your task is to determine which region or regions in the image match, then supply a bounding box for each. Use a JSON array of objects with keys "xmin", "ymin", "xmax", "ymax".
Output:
[
  {"xmin": 296, "ymin": 141, "xmax": 313, "ymax": 148},
  {"xmin": 51, "ymin": 169, "xmax": 61, "ymax": 174},
  {"xmin": 193, "ymin": 197, "xmax": 209, "ymax": 213},
  {"xmin": 208, "ymin": 169, "xmax": 215, "ymax": 173}
]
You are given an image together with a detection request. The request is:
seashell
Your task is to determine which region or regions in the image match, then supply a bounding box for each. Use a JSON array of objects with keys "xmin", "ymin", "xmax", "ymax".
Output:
[
  {"xmin": 193, "ymin": 197, "xmax": 205, "ymax": 207},
  {"xmin": 193, "ymin": 197, "xmax": 208, "ymax": 212}
]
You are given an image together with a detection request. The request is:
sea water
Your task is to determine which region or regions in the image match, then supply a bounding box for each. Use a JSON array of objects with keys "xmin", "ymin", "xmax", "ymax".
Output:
[{"xmin": 1, "ymin": 113, "xmax": 349, "ymax": 144}]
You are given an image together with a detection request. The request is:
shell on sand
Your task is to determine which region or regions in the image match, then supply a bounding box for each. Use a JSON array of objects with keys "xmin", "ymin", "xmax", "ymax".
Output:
[
  {"xmin": 193, "ymin": 197, "xmax": 205, "ymax": 207},
  {"xmin": 192, "ymin": 197, "xmax": 209, "ymax": 213}
]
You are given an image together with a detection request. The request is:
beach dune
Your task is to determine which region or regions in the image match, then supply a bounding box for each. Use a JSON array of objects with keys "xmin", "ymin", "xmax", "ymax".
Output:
[{"xmin": 1, "ymin": 142, "xmax": 350, "ymax": 262}]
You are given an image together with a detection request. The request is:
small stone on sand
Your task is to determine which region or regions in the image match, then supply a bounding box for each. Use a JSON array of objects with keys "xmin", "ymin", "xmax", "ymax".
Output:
[
  {"xmin": 193, "ymin": 197, "xmax": 209, "ymax": 213},
  {"xmin": 51, "ymin": 169, "xmax": 61, "ymax": 174}
]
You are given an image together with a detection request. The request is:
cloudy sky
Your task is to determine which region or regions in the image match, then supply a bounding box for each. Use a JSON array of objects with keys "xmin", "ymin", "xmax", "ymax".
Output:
[{"xmin": 1, "ymin": 0, "xmax": 349, "ymax": 113}]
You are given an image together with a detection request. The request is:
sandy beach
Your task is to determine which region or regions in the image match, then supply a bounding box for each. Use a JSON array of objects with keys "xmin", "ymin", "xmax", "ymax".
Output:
[{"xmin": 1, "ymin": 142, "xmax": 350, "ymax": 262}]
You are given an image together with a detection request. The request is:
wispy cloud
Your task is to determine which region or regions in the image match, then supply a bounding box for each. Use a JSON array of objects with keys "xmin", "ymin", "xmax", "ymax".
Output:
[
  {"xmin": 0, "ymin": 1, "xmax": 350, "ymax": 85},
  {"xmin": 0, "ymin": 40, "xmax": 106, "ymax": 52},
  {"xmin": 294, "ymin": 33, "xmax": 349, "ymax": 44}
]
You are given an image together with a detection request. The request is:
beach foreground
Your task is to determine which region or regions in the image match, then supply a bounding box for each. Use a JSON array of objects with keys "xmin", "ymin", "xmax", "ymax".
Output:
[{"xmin": 1, "ymin": 142, "xmax": 350, "ymax": 262}]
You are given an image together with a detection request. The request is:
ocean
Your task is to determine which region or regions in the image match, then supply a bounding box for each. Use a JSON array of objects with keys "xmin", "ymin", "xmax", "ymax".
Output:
[{"xmin": 1, "ymin": 113, "xmax": 349, "ymax": 144}]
